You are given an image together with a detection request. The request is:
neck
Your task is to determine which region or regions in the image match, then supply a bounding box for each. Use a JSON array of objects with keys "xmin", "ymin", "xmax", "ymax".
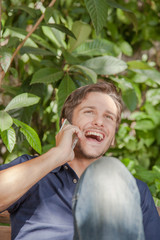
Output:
[{"xmin": 68, "ymin": 156, "xmax": 97, "ymax": 178}]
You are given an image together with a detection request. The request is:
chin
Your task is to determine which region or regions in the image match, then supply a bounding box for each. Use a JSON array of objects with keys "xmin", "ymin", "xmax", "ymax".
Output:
[
  {"xmin": 75, "ymin": 140, "xmax": 110, "ymax": 159},
  {"xmin": 75, "ymin": 146, "xmax": 104, "ymax": 160}
]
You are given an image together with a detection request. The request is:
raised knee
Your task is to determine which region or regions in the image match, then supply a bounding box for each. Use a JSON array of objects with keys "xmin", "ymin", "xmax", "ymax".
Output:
[{"xmin": 85, "ymin": 157, "xmax": 126, "ymax": 177}]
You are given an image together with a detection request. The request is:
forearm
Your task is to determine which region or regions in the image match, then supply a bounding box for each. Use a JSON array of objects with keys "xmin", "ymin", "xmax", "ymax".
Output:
[
  {"xmin": 0, "ymin": 147, "xmax": 62, "ymax": 212},
  {"xmin": 0, "ymin": 122, "xmax": 81, "ymax": 212}
]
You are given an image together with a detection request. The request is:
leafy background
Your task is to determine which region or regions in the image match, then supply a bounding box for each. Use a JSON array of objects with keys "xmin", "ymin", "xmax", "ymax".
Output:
[{"xmin": 0, "ymin": 0, "xmax": 160, "ymax": 205}]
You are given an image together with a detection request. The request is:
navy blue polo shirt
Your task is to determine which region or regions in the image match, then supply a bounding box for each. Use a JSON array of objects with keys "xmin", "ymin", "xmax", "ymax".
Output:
[{"xmin": 0, "ymin": 154, "xmax": 160, "ymax": 240}]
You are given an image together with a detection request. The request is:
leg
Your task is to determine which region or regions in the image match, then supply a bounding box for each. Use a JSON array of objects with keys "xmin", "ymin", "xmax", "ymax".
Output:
[{"xmin": 72, "ymin": 157, "xmax": 145, "ymax": 240}]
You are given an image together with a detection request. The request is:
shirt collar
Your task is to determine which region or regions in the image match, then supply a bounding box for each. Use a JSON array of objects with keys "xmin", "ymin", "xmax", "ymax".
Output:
[
  {"xmin": 51, "ymin": 163, "xmax": 69, "ymax": 173},
  {"xmin": 51, "ymin": 166, "xmax": 61, "ymax": 173}
]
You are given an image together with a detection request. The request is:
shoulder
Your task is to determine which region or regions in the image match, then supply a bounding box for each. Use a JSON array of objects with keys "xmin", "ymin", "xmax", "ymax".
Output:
[
  {"xmin": 135, "ymin": 178, "xmax": 160, "ymax": 240},
  {"xmin": 135, "ymin": 178, "xmax": 155, "ymax": 210},
  {"xmin": 135, "ymin": 178, "xmax": 148, "ymax": 196}
]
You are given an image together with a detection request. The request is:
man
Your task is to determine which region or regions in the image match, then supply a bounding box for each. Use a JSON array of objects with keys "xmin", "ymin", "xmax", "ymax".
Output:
[{"xmin": 0, "ymin": 82, "xmax": 159, "ymax": 240}]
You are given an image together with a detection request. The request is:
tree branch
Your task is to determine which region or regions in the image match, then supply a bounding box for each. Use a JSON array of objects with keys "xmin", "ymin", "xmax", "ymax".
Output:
[{"xmin": 0, "ymin": 0, "xmax": 56, "ymax": 85}]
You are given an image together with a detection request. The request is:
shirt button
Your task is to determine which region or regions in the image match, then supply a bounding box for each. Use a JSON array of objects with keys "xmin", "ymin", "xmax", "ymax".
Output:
[
  {"xmin": 73, "ymin": 179, "xmax": 77, "ymax": 184},
  {"xmin": 64, "ymin": 165, "xmax": 68, "ymax": 170}
]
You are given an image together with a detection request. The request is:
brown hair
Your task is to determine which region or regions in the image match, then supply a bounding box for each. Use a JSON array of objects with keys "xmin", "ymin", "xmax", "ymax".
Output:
[{"xmin": 60, "ymin": 81, "xmax": 123, "ymax": 132}]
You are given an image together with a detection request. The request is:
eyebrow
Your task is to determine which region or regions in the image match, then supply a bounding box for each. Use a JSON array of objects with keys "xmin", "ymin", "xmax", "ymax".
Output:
[{"xmin": 80, "ymin": 106, "xmax": 117, "ymax": 119}]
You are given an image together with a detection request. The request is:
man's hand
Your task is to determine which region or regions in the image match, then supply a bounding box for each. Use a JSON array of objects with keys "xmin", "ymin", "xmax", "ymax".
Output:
[{"xmin": 55, "ymin": 119, "xmax": 82, "ymax": 163}]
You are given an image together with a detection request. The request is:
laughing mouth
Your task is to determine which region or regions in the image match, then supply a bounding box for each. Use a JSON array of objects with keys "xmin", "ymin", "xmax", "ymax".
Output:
[{"xmin": 85, "ymin": 131, "xmax": 105, "ymax": 142}]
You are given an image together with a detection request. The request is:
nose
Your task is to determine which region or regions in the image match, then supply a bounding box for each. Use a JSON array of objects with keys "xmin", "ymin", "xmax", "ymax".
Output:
[{"xmin": 92, "ymin": 115, "xmax": 104, "ymax": 127}]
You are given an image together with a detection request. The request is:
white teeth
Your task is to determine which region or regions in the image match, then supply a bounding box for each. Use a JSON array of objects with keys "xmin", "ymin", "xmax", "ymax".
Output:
[{"xmin": 86, "ymin": 131, "xmax": 104, "ymax": 140}]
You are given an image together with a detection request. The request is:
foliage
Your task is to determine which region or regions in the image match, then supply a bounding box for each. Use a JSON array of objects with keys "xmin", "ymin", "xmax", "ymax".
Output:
[{"xmin": 0, "ymin": 0, "xmax": 160, "ymax": 203}]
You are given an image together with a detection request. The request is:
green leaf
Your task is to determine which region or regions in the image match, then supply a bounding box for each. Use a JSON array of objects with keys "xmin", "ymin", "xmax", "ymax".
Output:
[
  {"xmin": 9, "ymin": 67, "xmax": 18, "ymax": 79},
  {"xmin": 7, "ymin": 26, "xmax": 28, "ymax": 36},
  {"xmin": 125, "ymin": 139, "xmax": 137, "ymax": 151},
  {"xmin": 84, "ymin": 0, "xmax": 108, "ymax": 35},
  {"xmin": 116, "ymin": 9, "xmax": 138, "ymax": 32},
  {"xmin": 6, "ymin": 27, "xmax": 38, "ymax": 47},
  {"xmin": 73, "ymin": 39, "xmax": 116, "ymax": 56},
  {"xmin": 31, "ymin": 33, "xmax": 57, "ymax": 54},
  {"xmin": 145, "ymin": 102, "xmax": 160, "ymax": 117},
  {"xmin": 5, "ymin": 93, "xmax": 40, "ymax": 112},
  {"xmin": 122, "ymin": 88, "xmax": 138, "ymax": 111},
  {"xmin": 42, "ymin": 26, "xmax": 66, "ymax": 48},
  {"xmin": 31, "ymin": 68, "xmax": 64, "ymax": 85},
  {"xmin": 42, "ymin": 23, "xmax": 76, "ymax": 39},
  {"xmin": 106, "ymin": 0, "xmax": 131, "ymax": 12},
  {"xmin": 130, "ymin": 112, "xmax": 149, "ymax": 121},
  {"xmin": 11, "ymin": 6, "xmax": 39, "ymax": 18},
  {"xmin": 62, "ymin": 49, "xmax": 81, "ymax": 65},
  {"xmin": 1, "ymin": 127, "xmax": 16, "ymax": 152},
  {"xmin": 13, "ymin": 119, "xmax": 42, "ymax": 154},
  {"xmin": 41, "ymin": 26, "xmax": 59, "ymax": 48},
  {"xmin": 70, "ymin": 65, "xmax": 97, "ymax": 83},
  {"xmin": 128, "ymin": 61, "xmax": 152, "ymax": 70},
  {"xmin": 132, "ymin": 69, "xmax": 160, "ymax": 85},
  {"xmin": 7, "ymin": 37, "xmax": 20, "ymax": 48},
  {"xmin": 155, "ymin": 179, "xmax": 160, "ymax": 192},
  {"xmin": 146, "ymin": 89, "xmax": 160, "ymax": 105},
  {"xmin": 0, "ymin": 48, "xmax": 12, "ymax": 72},
  {"xmin": 132, "ymin": 82, "xmax": 141, "ymax": 105},
  {"xmin": 0, "ymin": 111, "xmax": 13, "ymax": 131},
  {"xmin": 137, "ymin": 131, "xmax": 155, "ymax": 147},
  {"xmin": 116, "ymin": 8, "xmax": 131, "ymax": 24},
  {"xmin": 135, "ymin": 166, "xmax": 160, "ymax": 184},
  {"xmin": 131, "ymin": 73, "xmax": 148, "ymax": 84},
  {"xmin": 44, "ymin": 7, "xmax": 54, "ymax": 23},
  {"xmin": 106, "ymin": 22, "xmax": 119, "ymax": 40},
  {"xmin": 1, "ymin": 84, "xmax": 21, "ymax": 96},
  {"xmin": 131, "ymin": 105, "xmax": 160, "ymax": 126},
  {"xmin": 20, "ymin": 46, "xmax": 55, "ymax": 56},
  {"xmin": 58, "ymin": 75, "xmax": 76, "ymax": 115},
  {"xmin": 118, "ymin": 41, "xmax": 133, "ymax": 56},
  {"xmin": 134, "ymin": 119, "xmax": 155, "ymax": 131},
  {"xmin": 68, "ymin": 21, "xmax": 91, "ymax": 52},
  {"xmin": 82, "ymin": 56, "xmax": 127, "ymax": 75},
  {"xmin": 111, "ymin": 77, "xmax": 138, "ymax": 107}
]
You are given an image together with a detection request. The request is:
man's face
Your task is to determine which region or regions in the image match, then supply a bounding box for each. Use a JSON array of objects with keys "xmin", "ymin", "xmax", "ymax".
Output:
[{"xmin": 72, "ymin": 92, "xmax": 118, "ymax": 160}]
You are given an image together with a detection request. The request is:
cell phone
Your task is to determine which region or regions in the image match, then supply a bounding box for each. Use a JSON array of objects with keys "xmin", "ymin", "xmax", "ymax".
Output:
[
  {"xmin": 60, "ymin": 119, "xmax": 78, "ymax": 149},
  {"xmin": 59, "ymin": 119, "xmax": 70, "ymax": 131}
]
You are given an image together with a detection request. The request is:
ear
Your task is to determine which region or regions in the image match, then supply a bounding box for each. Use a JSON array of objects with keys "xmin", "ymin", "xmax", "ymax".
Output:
[
  {"xmin": 60, "ymin": 118, "xmax": 65, "ymax": 128},
  {"xmin": 61, "ymin": 118, "xmax": 65, "ymax": 125},
  {"xmin": 110, "ymin": 137, "xmax": 115, "ymax": 147}
]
